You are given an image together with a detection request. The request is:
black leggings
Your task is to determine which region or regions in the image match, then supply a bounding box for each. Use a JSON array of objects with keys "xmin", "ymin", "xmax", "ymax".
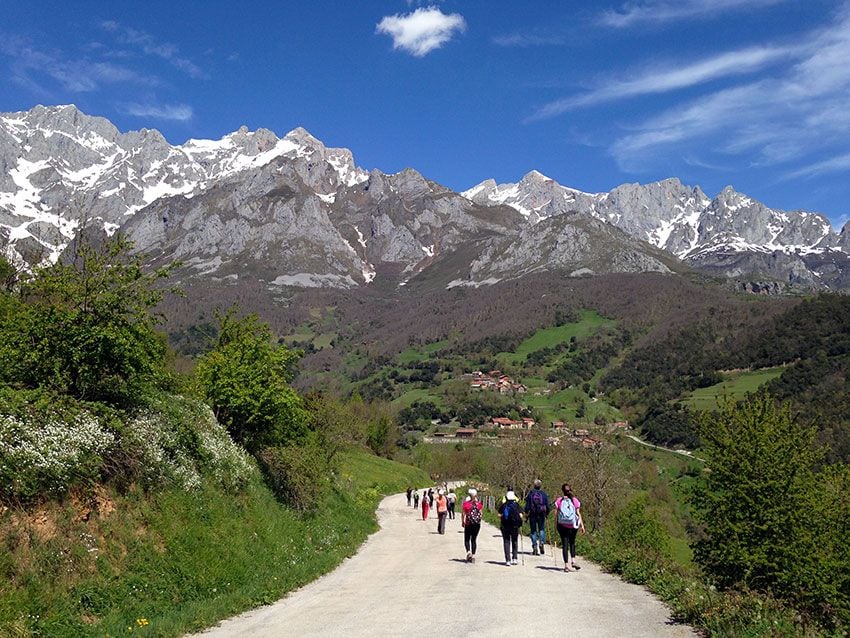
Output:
[
  {"xmin": 557, "ymin": 525, "xmax": 578, "ymax": 562},
  {"xmin": 501, "ymin": 527, "xmax": 519, "ymax": 561},
  {"xmin": 464, "ymin": 523, "xmax": 480, "ymax": 554}
]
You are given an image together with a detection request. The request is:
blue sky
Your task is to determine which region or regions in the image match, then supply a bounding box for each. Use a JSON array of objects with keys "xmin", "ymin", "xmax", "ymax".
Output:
[{"xmin": 3, "ymin": 0, "xmax": 850, "ymax": 228}]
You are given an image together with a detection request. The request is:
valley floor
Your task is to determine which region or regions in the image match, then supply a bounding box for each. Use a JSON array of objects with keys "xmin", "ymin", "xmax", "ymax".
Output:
[{"xmin": 192, "ymin": 492, "xmax": 696, "ymax": 638}]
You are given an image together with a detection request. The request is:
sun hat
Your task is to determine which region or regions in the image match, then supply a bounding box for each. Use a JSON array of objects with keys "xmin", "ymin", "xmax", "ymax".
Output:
[
  {"xmin": 438, "ymin": 489, "xmax": 444, "ymax": 495},
  {"xmin": 468, "ymin": 488, "xmax": 477, "ymax": 496},
  {"xmin": 506, "ymin": 490, "xmax": 517, "ymax": 501}
]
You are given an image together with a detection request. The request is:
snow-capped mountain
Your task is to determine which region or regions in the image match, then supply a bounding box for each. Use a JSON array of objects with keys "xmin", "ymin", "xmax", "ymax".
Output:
[
  {"xmin": 0, "ymin": 105, "xmax": 367, "ymax": 265},
  {"xmin": 2, "ymin": 105, "xmax": 849, "ymax": 292},
  {"xmin": 463, "ymin": 172, "xmax": 850, "ymax": 289}
]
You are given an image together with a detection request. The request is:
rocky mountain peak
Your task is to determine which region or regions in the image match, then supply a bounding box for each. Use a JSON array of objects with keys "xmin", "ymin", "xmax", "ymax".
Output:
[
  {"xmin": 2, "ymin": 104, "xmax": 849, "ymax": 292},
  {"xmin": 521, "ymin": 169, "xmax": 554, "ymax": 184}
]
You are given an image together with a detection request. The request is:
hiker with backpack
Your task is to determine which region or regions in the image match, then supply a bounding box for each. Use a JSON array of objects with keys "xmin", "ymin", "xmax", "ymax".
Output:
[
  {"xmin": 413, "ymin": 490, "xmax": 420, "ymax": 509},
  {"xmin": 446, "ymin": 488, "xmax": 457, "ymax": 519},
  {"xmin": 461, "ymin": 488, "xmax": 483, "ymax": 563},
  {"xmin": 435, "ymin": 489, "xmax": 448, "ymax": 534},
  {"xmin": 524, "ymin": 479, "xmax": 550, "ymax": 556},
  {"xmin": 422, "ymin": 490, "xmax": 430, "ymax": 520},
  {"xmin": 497, "ymin": 490, "xmax": 524, "ymax": 566},
  {"xmin": 554, "ymin": 483, "xmax": 585, "ymax": 572}
]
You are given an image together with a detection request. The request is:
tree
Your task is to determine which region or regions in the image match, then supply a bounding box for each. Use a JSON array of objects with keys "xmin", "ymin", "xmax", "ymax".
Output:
[
  {"xmin": 194, "ymin": 308, "xmax": 308, "ymax": 453},
  {"xmin": 692, "ymin": 393, "xmax": 820, "ymax": 594},
  {"xmin": 0, "ymin": 235, "xmax": 177, "ymax": 405}
]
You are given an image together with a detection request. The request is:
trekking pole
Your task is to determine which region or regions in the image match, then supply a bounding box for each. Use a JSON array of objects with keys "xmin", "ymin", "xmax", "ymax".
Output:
[
  {"xmin": 546, "ymin": 517, "xmax": 558, "ymax": 568},
  {"xmin": 519, "ymin": 527, "xmax": 525, "ymax": 566}
]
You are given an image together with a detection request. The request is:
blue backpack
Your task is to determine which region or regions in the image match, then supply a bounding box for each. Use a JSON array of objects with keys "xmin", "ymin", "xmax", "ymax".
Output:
[
  {"xmin": 557, "ymin": 497, "xmax": 578, "ymax": 527},
  {"xmin": 502, "ymin": 501, "xmax": 522, "ymax": 527}
]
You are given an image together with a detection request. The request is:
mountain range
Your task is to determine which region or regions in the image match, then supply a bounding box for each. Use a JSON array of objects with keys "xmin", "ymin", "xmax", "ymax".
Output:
[{"xmin": 2, "ymin": 104, "xmax": 849, "ymax": 293}]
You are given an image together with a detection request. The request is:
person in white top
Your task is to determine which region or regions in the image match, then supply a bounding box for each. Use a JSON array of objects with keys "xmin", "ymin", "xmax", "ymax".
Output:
[{"xmin": 446, "ymin": 489, "xmax": 457, "ymax": 519}]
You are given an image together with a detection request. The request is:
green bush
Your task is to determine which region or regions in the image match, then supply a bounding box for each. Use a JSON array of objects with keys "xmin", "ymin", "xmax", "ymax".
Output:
[
  {"xmin": 609, "ymin": 495, "xmax": 672, "ymax": 558},
  {"xmin": 693, "ymin": 393, "xmax": 850, "ymax": 628},
  {"xmin": 256, "ymin": 444, "xmax": 330, "ymax": 512},
  {"xmin": 0, "ymin": 235, "xmax": 177, "ymax": 406},
  {"xmin": 194, "ymin": 309, "xmax": 309, "ymax": 453}
]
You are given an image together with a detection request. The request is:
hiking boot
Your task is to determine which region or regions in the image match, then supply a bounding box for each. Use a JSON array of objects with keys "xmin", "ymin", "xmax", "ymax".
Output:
[{"xmin": 532, "ymin": 547, "xmax": 539, "ymax": 556}]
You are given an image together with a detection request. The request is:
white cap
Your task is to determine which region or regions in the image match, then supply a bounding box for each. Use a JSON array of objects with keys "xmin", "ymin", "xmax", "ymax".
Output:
[
  {"xmin": 506, "ymin": 490, "xmax": 517, "ymax": 501},
  {"xmin": 468, "ymin": 488, "xmax": 477, "ymax": 497}
]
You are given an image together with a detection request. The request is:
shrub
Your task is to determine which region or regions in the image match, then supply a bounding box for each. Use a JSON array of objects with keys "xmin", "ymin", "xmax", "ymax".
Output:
[
  {"xmin": 118, "ymin": 394, "xmax": 256, "ymax": 492},
  {"xmin": 0, "ymin": 390, "xmax": 114, "ymax": 502},
  {"xmin": 0, "ymin": 235, "xmax": 177, "ymax": 406},
  {"xmin": 256, "ymin": 444, "xmax": 329, "ymax": 512},
  {"xmin": 194, "ymin": 308, "xmax": 309, "ymax": 453},
  {"xmin": 608, "ymin": 494, "xmax": 672, "ymax": 559}
]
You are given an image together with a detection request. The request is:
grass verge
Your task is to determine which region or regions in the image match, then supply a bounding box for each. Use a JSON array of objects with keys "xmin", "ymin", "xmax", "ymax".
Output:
[{"xmin": 0, "ymin": 450, "xmax": 428, "ymax": 638}]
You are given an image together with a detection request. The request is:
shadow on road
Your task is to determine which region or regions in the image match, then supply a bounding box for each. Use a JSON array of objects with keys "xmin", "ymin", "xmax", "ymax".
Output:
[{"xmin": 535, "ymin": 566, "xmax": 566, "ymax": 572}]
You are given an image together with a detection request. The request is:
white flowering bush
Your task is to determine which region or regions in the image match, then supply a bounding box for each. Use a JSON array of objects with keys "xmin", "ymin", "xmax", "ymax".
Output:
[
  {"xmin": 0, "ymin": 409, "xmax": 114, "ymax": 501},
  {"xmin": 194, "ymin": 404, "xmax": 256, "ymax": 490},
  {"xmin": 120, "ymin": 394, "xmax": 256, "ymax": 492},
  {"xmin": 0, "ymin": 387, "xmax": 256, "ymax": 501},
  {"xmin": 120, "ymin": 410, "xmax": 202, "ymax": 491}
]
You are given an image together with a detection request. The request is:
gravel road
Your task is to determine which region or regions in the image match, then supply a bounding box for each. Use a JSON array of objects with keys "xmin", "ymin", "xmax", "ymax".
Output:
[{"xmin": 193, "ymin": 492, "xmax": 696, "ymax": 637}]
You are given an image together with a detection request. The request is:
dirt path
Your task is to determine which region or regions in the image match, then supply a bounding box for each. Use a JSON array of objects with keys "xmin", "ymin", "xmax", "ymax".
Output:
[{"xmin": 193, "ymin": 493, "xmax": 696, "ymax": 637}]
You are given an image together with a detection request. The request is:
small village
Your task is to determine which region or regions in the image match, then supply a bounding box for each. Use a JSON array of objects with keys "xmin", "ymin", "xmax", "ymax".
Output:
[{"xmin": 425, "ymin": 370, "xmax": 631, "ymax": 447}]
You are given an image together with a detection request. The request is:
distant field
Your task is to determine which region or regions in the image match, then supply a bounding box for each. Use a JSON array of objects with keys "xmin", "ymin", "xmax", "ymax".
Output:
[
  {"xmin": 397, "ymin": 339, "xmax": 449, "ymax": 364},
  {"xmin": 683, "ymin": 367, "xmax": 784, "ymax": 410},
  {"xmin": 391, "ymin": 387, "xmax": 445, "ymax": 408},
  {"xmin": 501, "ymin": 310, "xmax": 614, "ymax": 364}
]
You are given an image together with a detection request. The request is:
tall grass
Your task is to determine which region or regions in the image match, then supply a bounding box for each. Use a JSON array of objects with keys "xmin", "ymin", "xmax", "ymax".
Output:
[{"xmin": 0, "ymin": 451, "xmax": 428, "ymax": 637}]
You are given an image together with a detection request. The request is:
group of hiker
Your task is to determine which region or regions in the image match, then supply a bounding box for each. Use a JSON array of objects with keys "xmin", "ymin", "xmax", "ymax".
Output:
[{"xmin": 405, "ymin": 479, "xmax": 585, "ymax": 572}]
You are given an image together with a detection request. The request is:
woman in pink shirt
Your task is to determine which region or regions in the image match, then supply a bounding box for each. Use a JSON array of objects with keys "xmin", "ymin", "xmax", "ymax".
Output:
[
  {"xmin": 553, "ymin": 483, "xmax": 585, "ymax": 572},
  {"xmin": 461, "ymin": 488, "xmax": 483, "ymax": 563}
]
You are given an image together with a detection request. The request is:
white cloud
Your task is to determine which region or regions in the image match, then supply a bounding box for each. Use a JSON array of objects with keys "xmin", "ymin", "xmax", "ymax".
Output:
[
  {"xmin": 530, "ymin": 44, "xmax": 797, "ymax": 120},
  {"xmin": 101, "ymin": 20, "xmax": 204, "ymax": 78},
  {"xmin": 787, "ymin": 153, "xmax": 850, "ymax": 179},
  {"xmin": 593, "ymin": 7, "xmax": 850, "ymax": 176},
  {"xmin": 376, "ymin": 6, "xmax": 466, "ymax": 57},
  {"xmin": 0, "ymin": 36, "xmax": 158, "ymax": 93},
  {"xmin": 492, "ymin": 32, "xmax": 565, "ymax": 47},
  {"xmin": 600, "ymin": 0, "xmax": 786, "ymax": 28},
  {"xmin": 122, "ymin": 102, "xmax": 193, "ymax": 121}
]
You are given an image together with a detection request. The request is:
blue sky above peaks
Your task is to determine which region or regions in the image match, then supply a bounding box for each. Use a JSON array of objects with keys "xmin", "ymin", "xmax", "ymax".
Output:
[{"xmin": 3, "ymin": 0, "xmax": 850, "ymax": 228}]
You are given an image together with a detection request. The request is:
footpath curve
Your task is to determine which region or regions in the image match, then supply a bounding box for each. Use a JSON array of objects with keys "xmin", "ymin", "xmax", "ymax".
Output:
[{"xmin": 193, "ymin": 492, "xmax": 696, "ymax": 638}]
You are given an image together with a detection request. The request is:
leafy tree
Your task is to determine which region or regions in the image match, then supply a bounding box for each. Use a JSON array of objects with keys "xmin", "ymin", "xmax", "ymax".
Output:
[
  {"xmin": 692, "ymin": 393, "xmax": 821, "ymax": 596},
  {"xmin": 304, "ymin": 393, "xmax": 368, "ymax": 464},
  {"xmin": 194, "ymin": 308, "xmax": 308, "ymax": 453},
  {"xmin": 0, "ymin": 235, "xmax": 177, "ymax": 405},
  {"xmin": 0, "ymin": 255, "xmax": 19, "ymax": 292}
]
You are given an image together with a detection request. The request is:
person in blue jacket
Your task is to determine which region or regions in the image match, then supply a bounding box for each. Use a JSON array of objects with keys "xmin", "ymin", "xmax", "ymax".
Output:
[{"xmin": 524, "ymin": 479, "xmax": 550, "ymax": 555}]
